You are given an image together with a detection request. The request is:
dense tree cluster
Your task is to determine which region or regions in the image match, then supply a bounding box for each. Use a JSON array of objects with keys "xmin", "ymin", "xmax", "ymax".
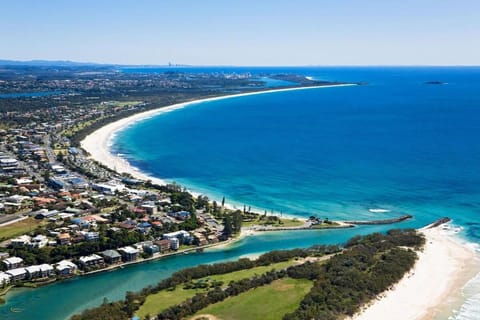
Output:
[
  {"xmin": 70, "ymin": 230, "xmax": 423, "ymax": 320},
  {"xmin": 70, "ymin": 245, "xmax": 336, "ymax": 320},
  {"xmin": 157, "ymin": 270, "xmax": 286, "ymax": 320},
  {"xmin": 222, "ymin": 210, "xmax": 243, "ymax": 236},
  {"xmin": 283, "ymin": 229, "xmax": 424, "ymax": 320}
]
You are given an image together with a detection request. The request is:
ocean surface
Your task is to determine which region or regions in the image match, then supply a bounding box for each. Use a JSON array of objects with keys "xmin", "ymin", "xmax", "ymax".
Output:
[
  {"xmin": 114, "ymin": 67, "xmax": 480, "ymax": 234},
  {"xmin": 2, "ymin": 67, "xmax": 480, "ymax": 319}
]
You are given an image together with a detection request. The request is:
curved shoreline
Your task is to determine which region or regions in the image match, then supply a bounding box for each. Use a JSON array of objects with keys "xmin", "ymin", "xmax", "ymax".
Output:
[
  {"xmin": 79, "ymin": 84, "xmax": 480, "ymax": 319},
  {"xmin": 351, "ymin": 226, "xmax": 480, "ymax": 320},
  {"xmin": 80, "ymin": 84, "xmax": 355, "ymax": 210}
]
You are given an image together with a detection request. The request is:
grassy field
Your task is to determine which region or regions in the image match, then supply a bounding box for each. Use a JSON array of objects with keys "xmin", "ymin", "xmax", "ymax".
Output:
[
  {"xmin": 243, "ymin": 217, "xmax": 305, "ymax": 228},
  {"xmin": 192, "ymin": 277, "xmax": 313, "ymax": 320},
  {"xmin": 135, "ymin": 260, "xmax": 299, "ymax": 319},
  {"xmin": 0, "ymin": 218, "xmax": 43, "ymax": 240}
]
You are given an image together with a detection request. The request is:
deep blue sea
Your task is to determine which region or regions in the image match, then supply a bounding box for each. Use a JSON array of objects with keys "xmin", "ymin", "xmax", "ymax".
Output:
[
  {"xmin": 2, "ymin": 67, "xmax": 480, "ymax": 319},
  {"xmin": 114, "ymin": 67, "xmax": 480, "ymax": 238}
]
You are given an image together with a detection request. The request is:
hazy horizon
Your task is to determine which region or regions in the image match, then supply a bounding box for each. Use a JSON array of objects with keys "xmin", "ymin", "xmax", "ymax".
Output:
[{"xmin": 1, "ymin": 0, "xmax": 479, "ymax": 66}]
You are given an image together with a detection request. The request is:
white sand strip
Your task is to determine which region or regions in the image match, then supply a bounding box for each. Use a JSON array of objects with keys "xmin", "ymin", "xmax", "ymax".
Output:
[{"xmin": 352, "ymin": 227, "xmax": 480, "ymax": 320}]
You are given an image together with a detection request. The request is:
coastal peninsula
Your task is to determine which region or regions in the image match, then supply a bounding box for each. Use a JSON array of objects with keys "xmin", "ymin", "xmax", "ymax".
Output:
[{"xmin": 1, "ymin": 65, "xmax": 479, "ymax": 320}]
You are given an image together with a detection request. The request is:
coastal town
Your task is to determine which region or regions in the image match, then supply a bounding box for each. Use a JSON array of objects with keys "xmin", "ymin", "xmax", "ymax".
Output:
[
  {"xmin": 0, "ymin": 63, "xmax": 477, "ymax": 320},
  {"xmin": 2, "ymin": 1, "xmax": 479, "ymax": 319},
  {"xmin": 0, "ymin": 65, "xmax": 339, "ymax": 291}
]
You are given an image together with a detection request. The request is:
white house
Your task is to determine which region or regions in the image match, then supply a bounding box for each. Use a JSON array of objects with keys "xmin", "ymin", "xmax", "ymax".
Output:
[
  {"xmin": 78, "ymin": 254, "xmax": 104, "ymax": 269},
  {"xmin": 0, "ymin": 272, "xmax": 11, "ymax": 285},
  {"xmin": 55, "ymin": 260, "xmax": 77, "ymax": 276},
  {"xmin": 10, "ymin": 235, "xmax": 31, "ymax": 247},
  {"xmin": 2, "ymin": 256, "xmax": 24, "ymax": 270},
  {"xmin": 30, "ymin": 235, "xmax": 49, "ymax": 248},
  {"xmin": 6, "ymin": 268, "xmax": 27, "ymax": 281},
  {"xmin": 25, "ymin": 265, "xmax": 42, "ymax": 279},
  {"xmin": 118, "ymin": 246, "xmax": 139, "ymax": 262}
]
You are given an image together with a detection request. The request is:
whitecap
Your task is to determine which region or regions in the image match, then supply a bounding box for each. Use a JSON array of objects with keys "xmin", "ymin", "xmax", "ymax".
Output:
[{"xmin": 368, "ymin": 208, "xmax": 391, "ymax": 213}]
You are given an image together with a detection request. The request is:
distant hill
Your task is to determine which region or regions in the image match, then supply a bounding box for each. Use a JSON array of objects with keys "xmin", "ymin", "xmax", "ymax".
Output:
[
  {"xmin": 0, "ymin": 59, "xmax": 111, "ymax": 67},
  {"xmin": 0, "ymin": 59, "xmax": 194, "ymax": 68}
]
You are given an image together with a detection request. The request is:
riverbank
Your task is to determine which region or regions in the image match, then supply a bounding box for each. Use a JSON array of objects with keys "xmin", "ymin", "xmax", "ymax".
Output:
[
  {"xmin": 80, "ymin": 84, "xmax": 356, "ymax": 212},
  {"xmin": 82, "ymin": 235, "xmax": 242, "ymax": 277},
  {"xmin": 351, "ymin": 225, "xmax": 480, "ymax": 320}
]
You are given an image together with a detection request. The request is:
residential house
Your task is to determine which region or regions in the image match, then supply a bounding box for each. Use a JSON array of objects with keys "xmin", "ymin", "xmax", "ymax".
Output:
[
  {"xmin": 25, "ymin": 265, "xmax": 42, "ymax": 279},
  {"xmin": 117, "ymin": 220, "xmax": 137, "ymax": 230},
  {"xmin": 2, "ymin": 257, "xmax": 24, "ymax": 270},
  {"xmin": 92, "ymin": 182, "xmax": 125, "ymax": 195},
  {"xmin": 143, "ymin": 244, "xmax": 159, "ymax": 255},
  {"xmin": 34, "ymin": 209, "xmax": 59, "ymax": 219},
  {"xmin": 78, "ymin": 254, "xmax": 104, "ymax": 270},
  {"xmin": 0, "ymin": 272, "xmax": 11, "ymax": 285},
  {"xmin": 24, "ymin": 264, "xmax": 54, "ymax": 279},
  {"xmin": 162, "ymin": 230, "xmax": 190, "ymax": 241},
  {"xmin": 10, "ymin": 235, "xmax": 31, "ymax": 247},
  {"xmin": 163, "ymin": 230, "xmax": 193, "ymax": 245},
  {"xmin": 118, "ymin": 246, "xmax": 139, "ymax": 262},
  {"xmin": 39, "ymin": 264, "xmax": 55, "ymax": 277},
  {"xmin": 0, "ymin": 252, "xmax": 9, "ymax": 261},
  {"xmin": 55, "ymin": 260, "xmax": 77, "ymax": 276},
  {"xmin": 154, "ymin": 239, "xmax": 171, "ymax": 253},
  {"xmin": 168, "ymin": 211, "xmax": 191, "ymax": 220},
  {"xmin": 170, "ymin": 237, "xmax": 180, "ymax": 250},
  {"xmin": 83, "ymin": 232, "xmax": 99, "ymax": 241},
  {"xmin": 57, "ymin": 233, "xmax": 71, "ymax": 245},
  {"xmin": 30, "ymin": 234, "xmax": 48, "ymax": 248},
  {"xmin": 6, "ymin": 268, "xmax": 27, "ymax": 281},
  {"xmin": 101, "ymin": 250, "xmax": 122, "ymax": 264},
  {"xmin": 141, "ymin": 203, "xmax": 157, "ymax": 215},
  {"xmin": 137, "ymin": 222, "xmax": 151, "ymax": 234}
]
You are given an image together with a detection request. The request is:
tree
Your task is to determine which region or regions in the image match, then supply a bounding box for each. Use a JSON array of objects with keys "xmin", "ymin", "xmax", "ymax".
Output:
[
  {"xmin": 223, "ymin": 215, "xmax": 233, "ymax": 237},
  {"xmin": 232, "ymin": 211, "xmax": 243, "ymax": 233}
]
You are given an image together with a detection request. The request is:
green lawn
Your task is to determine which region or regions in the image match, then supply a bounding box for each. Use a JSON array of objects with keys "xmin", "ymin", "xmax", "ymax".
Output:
[
  {"xmin": 202, "ymin": 260, "xmax": 296, "ymax": 283},
  {"xmin": 192, "ymin": 277, "xmax": 313, "ymax": 320},
  {"xmin": 0, "ymin": 218, "xmax": 42, "ymax": 240},
  {"xmin": 243, "ymin": 217, "xmax": 305, "ymax": 228},
  {"xmin": 135, "ymin": 260, "xmax": 299, "ymax": 319}
]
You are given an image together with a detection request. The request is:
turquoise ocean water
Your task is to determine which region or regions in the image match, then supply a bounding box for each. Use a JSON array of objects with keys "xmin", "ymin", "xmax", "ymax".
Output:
[{"xmin": 2, "ymin": 67, "xmax": 480, "ymax": 319}]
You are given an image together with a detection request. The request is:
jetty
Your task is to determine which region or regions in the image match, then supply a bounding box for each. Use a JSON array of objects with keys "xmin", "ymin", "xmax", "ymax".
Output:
[
  {"xmin": 426, "ymin": 217, "xmax": 452, "ymax": 229},
  {"xmin": 344, "ymin": 214, "xmax": 413, "ymax": 225}
]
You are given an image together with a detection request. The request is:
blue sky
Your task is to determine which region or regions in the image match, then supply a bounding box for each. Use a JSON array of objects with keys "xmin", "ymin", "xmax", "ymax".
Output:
[{"xmin": 1, "ymin": 0, "xmax": 479, "ymax": 65}]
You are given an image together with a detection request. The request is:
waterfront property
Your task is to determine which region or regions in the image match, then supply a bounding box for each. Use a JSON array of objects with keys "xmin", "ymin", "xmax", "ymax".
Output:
[
  {"xmin": 0, "ymin": 272, "xmax": 11, "ymax": 285},
  {"xmin": 24, "ymin": 264, "xmax": 55, "ymax": 279},
  {"xmin": 55, "ymin": 260, "xmax": 77, "ymax": 276},
  {"xmin": 78, "ymin": 254, "xmax": 105, "ymax": 270},
  {"xmin": 2, "ymin": 257, "xmax": 23, "ymax": 270},
  {"xmin": 101, "ymin": 250, "xmax": 122, "ymax": 264},
  {"xmin": 155, "ymin": 239, "xmax": 171, "ymax": 252},
  {"xmin": 5, "ymin": 268, "xmax": 27, "ymax": 281},
  {"xmin": 118, "ymin": 246, "xmax": 139, "ymax": 262}
]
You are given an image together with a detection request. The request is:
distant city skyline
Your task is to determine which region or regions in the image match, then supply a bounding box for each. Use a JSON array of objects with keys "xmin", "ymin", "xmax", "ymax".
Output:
[{"xmin": 1, "ymin": 0, "xmax": 479, "ymax": 66}]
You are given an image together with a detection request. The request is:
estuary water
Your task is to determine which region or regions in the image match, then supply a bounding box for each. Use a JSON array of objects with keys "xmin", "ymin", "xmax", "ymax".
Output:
[{"xmin": 1, "ymin": 67, "xmax": 480, "ymax": 319}]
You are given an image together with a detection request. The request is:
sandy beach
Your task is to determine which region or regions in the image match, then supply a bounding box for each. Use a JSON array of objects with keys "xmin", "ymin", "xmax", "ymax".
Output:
[
  {"xmin": 81, "ymin": 84, "xmax": 354, "ymax": 210},
  {"xmin": 352, "ymin": 226, "xmax": 480, "ymax": 320}
]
